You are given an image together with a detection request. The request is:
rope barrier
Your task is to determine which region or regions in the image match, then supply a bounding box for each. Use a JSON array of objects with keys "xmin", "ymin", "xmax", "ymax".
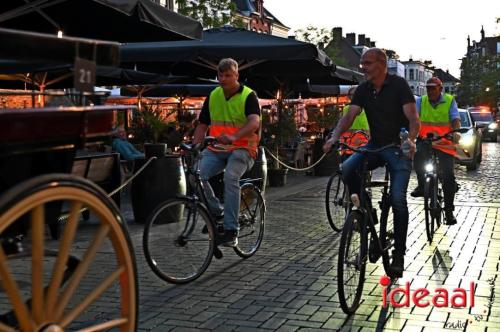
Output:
[
  {"xmin": 58, "ymin": 156, "xmax": 158, "ymax": 222},
  {"xmin": 263, "ymin": 146, "xmax": 329, "ymax": 172}
]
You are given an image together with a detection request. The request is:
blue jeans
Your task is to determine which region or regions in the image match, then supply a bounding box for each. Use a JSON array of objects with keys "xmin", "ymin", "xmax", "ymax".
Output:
[
  {"xmin": 341, "ymin": 142, "xmax": 412, "ymax": 256},
  {"xmin": 199, "ymin": 149, "xmax": 254, "ymax": 231}
]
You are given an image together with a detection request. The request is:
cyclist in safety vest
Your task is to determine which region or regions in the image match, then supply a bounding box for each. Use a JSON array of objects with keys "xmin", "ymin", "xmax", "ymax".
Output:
[
  {"xmin": 411, "ymin": 77, "xmax": 461, "ymax": 225},
  {"xmin": 339, "ymin": 86, "xmax": 370, "ymax": 160},
  {"xmin": 193, "ymin": 58, "xmax": 261, "ymax": 247}
]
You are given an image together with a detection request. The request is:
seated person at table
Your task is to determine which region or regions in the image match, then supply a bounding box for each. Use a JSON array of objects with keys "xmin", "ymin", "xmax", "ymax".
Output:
[{"xmin": 112, "ymin": 126, "xmax": 144, "ymax": 161}]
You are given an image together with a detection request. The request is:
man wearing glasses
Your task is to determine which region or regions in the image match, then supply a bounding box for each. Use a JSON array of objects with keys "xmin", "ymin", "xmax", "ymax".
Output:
[
  {"xmin": 411, "ymin": 77, "xmax": 461, "ymax": 225},
  {"xmin": 323, "ymin": 48, "xmax": 420, "ymax": 278}
]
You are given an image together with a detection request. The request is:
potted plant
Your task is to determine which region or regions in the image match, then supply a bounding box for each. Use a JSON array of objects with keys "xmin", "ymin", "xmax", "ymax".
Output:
[
  {"xmin": 261, "ymin": 105, "xmax": 299, "ymax": 187},
  {"xmin": 308, "ymin": 104, "xmax": 341, "ymax": 176},
  {"xmin": 129, "ymin": 102, "xmax": 186, "ymax": 223},
  {"xmin": 129, "ymin": 102, "xmax": 171, "ymax": 158}
]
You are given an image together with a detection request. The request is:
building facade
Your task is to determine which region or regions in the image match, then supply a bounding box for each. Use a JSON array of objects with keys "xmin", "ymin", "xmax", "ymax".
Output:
[
  {"xmin": 403, "ymin": 60, "xmax": 434, "ymax": 96},
  {"xmin": 434, "ymin": 68, "xmax": 460, "ymax": 95},
  {"xmin": 161, "ymin": 0, "xmax": 289, "ymax": 37},
  {"xmin": 459, "ymin": 26, "xmax": 500, "ymax": 110},
  {"xmin": 233, "ymin": 0, "xmax": 289, "ymax": 37}
]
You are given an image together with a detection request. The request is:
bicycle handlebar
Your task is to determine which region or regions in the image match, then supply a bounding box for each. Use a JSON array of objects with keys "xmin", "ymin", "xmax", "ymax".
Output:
[
  {"xmin": 420, "ymin": 128, "xmax": 465, "ymax": 143},
  {"xmin": 336, "ymin": 142, "xmax": 398, "ymax": 154},
  {"xmin": 180, "ymin": 136, "xmax": 218, "ymax": 154}
]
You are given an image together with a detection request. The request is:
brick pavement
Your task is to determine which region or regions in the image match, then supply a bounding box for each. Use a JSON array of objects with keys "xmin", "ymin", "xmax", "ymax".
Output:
[{"xmin": 121, "ymin": 142, "xmax": 500, "ymax": 331}]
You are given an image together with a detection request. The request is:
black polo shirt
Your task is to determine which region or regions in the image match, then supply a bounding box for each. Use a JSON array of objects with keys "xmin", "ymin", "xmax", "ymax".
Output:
[
  {"xmin": 351, "ymin": 74, "xmax": 415, "ymax": 146},
  {"xmin": 199, "ymin": 84, "xmax": 260, "ymax": 125}
]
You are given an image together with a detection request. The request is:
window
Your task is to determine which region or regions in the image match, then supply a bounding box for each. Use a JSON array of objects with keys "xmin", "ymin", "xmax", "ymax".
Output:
[{"xmin": 409, "ymin": 69, "xmax": 414, "ymax": 80}]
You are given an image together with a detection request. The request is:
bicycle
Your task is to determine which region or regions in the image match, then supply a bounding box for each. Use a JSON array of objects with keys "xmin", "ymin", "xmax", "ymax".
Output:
[
  {"xmin": 142, "ymin": 137, "xmax": 266, "ymax": 284},
  {"xmin": 336, "ymin": 142, "xmax": 396, "ymax": 315},
  {"xmin": 325, "ymin": 130, "xmax": 370, "ymax": 232},
  {"xmin": 419, "ymin": 129, "xmax": 464, "ymax": 243}
]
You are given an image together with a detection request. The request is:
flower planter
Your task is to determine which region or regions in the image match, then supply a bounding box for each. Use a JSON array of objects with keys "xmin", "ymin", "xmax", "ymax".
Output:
[{"xmin": 131, "ymin": 155, "xmax": 186, "ymax": 223}]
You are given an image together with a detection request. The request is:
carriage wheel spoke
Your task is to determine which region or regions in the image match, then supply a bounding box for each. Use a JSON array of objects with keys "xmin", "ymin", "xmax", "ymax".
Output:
[
  {"xmin": 46, "ymin": 201, "xmax": 82, "ymax": 318},
  {"xmin": 53, "ymin": 224, "xmax": 110, "ymax": 320}
]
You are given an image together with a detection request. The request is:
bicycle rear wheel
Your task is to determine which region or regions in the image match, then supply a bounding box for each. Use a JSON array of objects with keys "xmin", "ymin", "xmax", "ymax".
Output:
[
  {"xmin": 325, "ymin": 173, "xmax": 349, "ymax": 232},
  {"xmin": 338, "ymin": 210, "xmax": 367, "ymax": 315},
  {"xmin": 0, "ymin": 174, "xmax": 137, "ymax": 331},
  {"xmin": 143, "ymin": 198, "xmax": 214, "ymax": 284},
  {"xmin": 424, "ymin": 178, "xmax": 435, "ymax": 244},
  {"xmin": 234, "ymin": 183, "xmax": 266, "ymax": 258}
]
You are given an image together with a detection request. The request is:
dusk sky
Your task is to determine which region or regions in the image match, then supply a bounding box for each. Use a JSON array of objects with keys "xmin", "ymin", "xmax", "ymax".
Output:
[{"xmin": 265, "ymin": 0, "xmax": 499, "ymax": 78}]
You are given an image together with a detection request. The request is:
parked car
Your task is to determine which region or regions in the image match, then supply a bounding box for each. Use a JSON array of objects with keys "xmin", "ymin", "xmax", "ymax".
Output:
[
  {"xmin": 456, "ymin": 108, "xmax": 482, "ymax": 171},
  {"xmin": 468, "ymin": 106, "xmax": 498, "ymax": 142}
]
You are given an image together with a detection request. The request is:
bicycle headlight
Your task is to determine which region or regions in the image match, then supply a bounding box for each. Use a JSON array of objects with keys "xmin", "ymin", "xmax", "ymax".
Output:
[
  {"xmin": 488, "ymin": 122, "xmax": 498, "ymax": 130},
  {"xmin": 424, "ymin": 163, "xmax": 434, "ymax": 173},
  {"xmin": 459, "ymin": 135, "xmax": 474, "ymax": 147}
]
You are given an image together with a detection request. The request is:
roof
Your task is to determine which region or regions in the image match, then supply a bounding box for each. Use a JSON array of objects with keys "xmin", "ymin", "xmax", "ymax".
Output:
[
  {"xmin": 234, "ymin": 0, "xmax": 288, "ymax": 28},
  {"xmin": 433, "ymin": 68, "xmax": 460, "ymax": 83},
  {"xmin": 324, "ymin": 38, "xmax": 362, "ymax": 71}
]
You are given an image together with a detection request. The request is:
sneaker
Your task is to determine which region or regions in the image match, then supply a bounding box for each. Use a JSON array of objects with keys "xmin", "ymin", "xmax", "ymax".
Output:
[
  {"xmin": 410, "ymin": 187, "xmax": 423, "ymax": 197},
  {"xmin": 388, "ymin": 250, "xmax": 404, "ymax": 278},
  {"xmin": 220, "ymin": 230, "xmax": 238, "ymax": 247},
  {"xmin": 445, "ymin": 209, "xmax": 457, "ymax": 225}
]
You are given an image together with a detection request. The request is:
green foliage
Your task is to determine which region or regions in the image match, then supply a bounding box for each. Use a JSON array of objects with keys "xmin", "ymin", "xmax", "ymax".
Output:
[
  {"xmin": 308, "ymin": 105, "xmax": 340, "ymax": 131},
  {"xmin": 130, "ymin": 102, "xmax": 175, "ymax": 144},
  {"xmin": 457, "ymin": 53, "xmax": 500, "ymax": 110},
  {"xmin": 261, "ymin": 106, "xmax": 298, "ymax": 169},
  {"xmin": 177, "ymin": 0, "xmax": 244, "ymax": 28}
]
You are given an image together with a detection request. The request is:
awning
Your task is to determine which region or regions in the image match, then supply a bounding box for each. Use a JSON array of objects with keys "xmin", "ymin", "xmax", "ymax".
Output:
[{"xmin": 0, "ymin": 0, "xmax": 202, "ymax": 42}]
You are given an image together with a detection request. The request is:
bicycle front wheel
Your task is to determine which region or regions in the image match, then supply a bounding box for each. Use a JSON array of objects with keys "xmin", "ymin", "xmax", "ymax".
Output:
[
  {"xmin": 234, "ymin": 183, "xmax": 266, "ymax": 258},
  {"xmin": 325, "ymin": 173, "xmax": 349, "ymax": 232},
  {"xmin": 143, "ymin": 198, "xmax": 214, "ymax": 284},
  {"xmin": 338, "ymin": 210, "xmax": 367, "ymax": 315},
  {"xmin": 424, "ymin": 178, "xmax": 435, "ymax": 244}
]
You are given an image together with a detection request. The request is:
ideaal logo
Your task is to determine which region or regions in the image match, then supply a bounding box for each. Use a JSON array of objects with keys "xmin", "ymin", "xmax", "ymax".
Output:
[{"xmin": 379, "ymin": 275, "xmax": 475, "ymax": 308}]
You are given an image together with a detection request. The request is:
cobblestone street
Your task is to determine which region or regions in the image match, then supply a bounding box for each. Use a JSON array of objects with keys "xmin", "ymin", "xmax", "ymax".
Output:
[{"xmin": 122, "ymin": 142, "xmax": 500, "ymax": 331}]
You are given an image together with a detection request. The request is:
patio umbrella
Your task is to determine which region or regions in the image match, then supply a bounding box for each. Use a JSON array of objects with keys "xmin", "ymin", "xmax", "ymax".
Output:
[
  {"xmin": 0, "ymin": 0, "xmax": 202, "ymax": 42},
  {"xmin": 120, "ymin": 26, "xmax": 364, "ymax": 90}
]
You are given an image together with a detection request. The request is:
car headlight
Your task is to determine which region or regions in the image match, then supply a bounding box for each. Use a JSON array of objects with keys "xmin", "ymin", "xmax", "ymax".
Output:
[
  {"xmin": 459, "ymin": 135, "xmax": 474, "ymax": 147},
  {"xmin": 488, "ymin": 122, "xmax": 498, "ymax": 130},
  {"xmin": 424, "ymin": 163, "xmax": 434, "ymax": 173}
]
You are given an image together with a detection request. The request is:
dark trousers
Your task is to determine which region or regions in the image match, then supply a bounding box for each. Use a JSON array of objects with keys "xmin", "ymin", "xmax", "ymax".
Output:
[
  {"xmin": 342, "ymin": 143, "xmax": 412, "ymax": 256},
  {"xmin": 413, "ymin": 142, "xmax": 456, "ymax": 211}
]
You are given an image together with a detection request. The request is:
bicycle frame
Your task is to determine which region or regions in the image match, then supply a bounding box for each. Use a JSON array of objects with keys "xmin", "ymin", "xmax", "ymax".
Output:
[
  {"xmin": 354, "ymin": 157, "xmax": 393, "ymax": 271},
  {"xmin": 340, "ymin": 142, "xmax": 396, "ymax": 272}
]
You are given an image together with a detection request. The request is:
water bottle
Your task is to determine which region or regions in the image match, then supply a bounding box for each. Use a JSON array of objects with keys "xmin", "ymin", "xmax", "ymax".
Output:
[{"xmin": 399, "ymin": 127, "xmax": 411, "ymax": 157}]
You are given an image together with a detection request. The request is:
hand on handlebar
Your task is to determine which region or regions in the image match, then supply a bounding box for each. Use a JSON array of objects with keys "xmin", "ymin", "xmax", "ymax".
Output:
[
  {"xmin": 452, "ymin": 132, "xmax": 461, "ymax": 144},
  {"xmin": 217, "ymin": 134, "xmax": 235, "ymax": 145},
  {"xmin": 322, "ymin": 137, "xmax": 337, "ymax": 154}
]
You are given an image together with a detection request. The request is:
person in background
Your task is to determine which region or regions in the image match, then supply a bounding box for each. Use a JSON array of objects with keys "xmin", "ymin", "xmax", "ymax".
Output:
[
  {"xmin": 338, "ymin": 86, "xmax": 370, "ymax": 160},
  {"xmin": 112, "ymin": 126, "xmax": 144, "ymax": 161},
  {"xmin": 411, "ymin": 77, "xmax": 461, "ymax": 225}
]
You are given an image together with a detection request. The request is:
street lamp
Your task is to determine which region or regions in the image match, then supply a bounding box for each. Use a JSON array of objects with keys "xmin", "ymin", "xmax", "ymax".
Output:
[{"xmin": 485, "ymin": 87, "xmax": 490, "ymax": 92}]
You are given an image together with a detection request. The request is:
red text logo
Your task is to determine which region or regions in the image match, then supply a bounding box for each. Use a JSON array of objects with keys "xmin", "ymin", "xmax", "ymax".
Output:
[{"xmin": 380, "ymin": 275, "xmax": 475, "ymax": 308}]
